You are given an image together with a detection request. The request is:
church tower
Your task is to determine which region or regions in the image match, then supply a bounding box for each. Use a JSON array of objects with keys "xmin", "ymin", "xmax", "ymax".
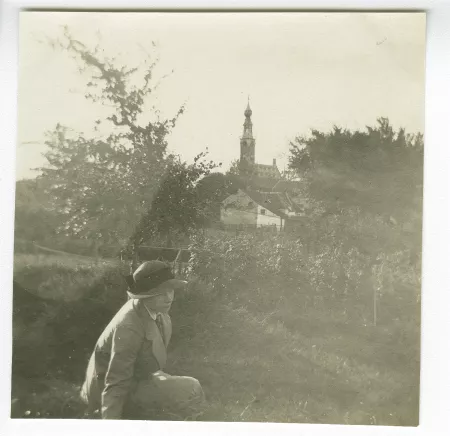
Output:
[{"xmin": 240, "ymin": 100, "xmax": 256, "ymax": 168}]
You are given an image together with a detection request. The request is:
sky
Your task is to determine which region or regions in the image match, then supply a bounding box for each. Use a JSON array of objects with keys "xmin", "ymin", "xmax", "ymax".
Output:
[{"xmin": 16, "ymin": 12, "xmax": 426, "ymax": 180}]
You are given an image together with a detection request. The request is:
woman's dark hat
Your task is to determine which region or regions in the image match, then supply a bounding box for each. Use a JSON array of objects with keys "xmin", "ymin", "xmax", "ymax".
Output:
[{"xmin": 125, "ymin": 260, "xmax": 187, "ymax": 299}]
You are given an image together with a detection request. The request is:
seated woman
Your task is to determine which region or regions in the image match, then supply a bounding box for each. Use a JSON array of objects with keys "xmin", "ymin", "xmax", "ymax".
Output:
[{"xmin": 80, "ymin": 260, "xmax": 205, "ymax": 420}]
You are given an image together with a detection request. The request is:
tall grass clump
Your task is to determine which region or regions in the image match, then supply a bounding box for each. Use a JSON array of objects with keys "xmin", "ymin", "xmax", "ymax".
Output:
[
  {"xmin": 188, "ymin": 206, "xmax": 421, "ymax": 333},
  {"xmin": 12, "ymin": 255, "xmax": 131, "ymax": 412}
]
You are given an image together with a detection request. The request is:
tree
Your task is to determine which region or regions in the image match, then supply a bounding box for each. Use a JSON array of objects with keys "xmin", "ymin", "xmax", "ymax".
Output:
[
  {"xmin": 288, "ymin": 118, "xmax": 424, "ymax": 219},
  {"xmin": 227, "ymin": 158, "xmax": 256, "ymax": 179},
  {"xmin": 227, "ymin": 159, "xmax": 241, "ymax": 176},
  {"xmin": 194, "ymin": 171, "xmax": 240, "ymax": 226},
  {"xmin": 130, "ymin": 152, "xmax": 220, "ymax": 248},
  {"xmin": 14, "ymin": 179, "xmax": 59, "ymax": 244},
  {"xmin": 280, "ymin": 168, "xmax": 300, "ymax": 181},
  {"xmin": 38, "ymin": 27, "xmax": 185, "ymax": 249}
]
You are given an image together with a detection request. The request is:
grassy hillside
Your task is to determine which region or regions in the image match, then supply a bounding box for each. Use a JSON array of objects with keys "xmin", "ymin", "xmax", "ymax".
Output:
[{"xmin": 12, "ymin": 237, "xmax": 420, "ymax": 425}]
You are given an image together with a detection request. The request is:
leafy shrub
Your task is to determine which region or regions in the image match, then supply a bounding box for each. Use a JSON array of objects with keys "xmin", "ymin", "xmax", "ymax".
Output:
[
  {"xmin": 187, "ymin": 207, "xmax": 421, "ymax": 325},
  {"xmin": 13, "ymin": 256, "xmax": 130, "ymax": 383}
]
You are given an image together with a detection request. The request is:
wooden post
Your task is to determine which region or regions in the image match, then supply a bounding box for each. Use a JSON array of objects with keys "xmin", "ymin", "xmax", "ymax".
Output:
[
  {"xmin": 174, "ymin": 248, "xmax": 182, "ymax": 276},
  {"xmin": 373, "ymin": 262, "xmax": 383, "ymax": 327},
  {"xmin": 131, "ymin": 243, "xmax": 139, "ymax": 272},
  {"xmin": 373, "ymin": 284, "xmax": 377, "ymax": 327}
]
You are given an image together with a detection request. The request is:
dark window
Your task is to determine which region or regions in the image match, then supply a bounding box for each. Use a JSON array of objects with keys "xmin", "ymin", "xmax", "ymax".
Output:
[{"xmin": 260, "ymin": 208, "xmax": 266, "ymax": 215}]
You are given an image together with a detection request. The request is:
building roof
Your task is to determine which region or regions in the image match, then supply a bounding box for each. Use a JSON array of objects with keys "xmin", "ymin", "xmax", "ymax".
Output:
[
  {"xmin": 246, "ymin": 175, "xmax": 303, "ymax": 193},
  {"xmin": 243, "ymin": 189, "xmax": 302, "ymax": 218},
  {"xmin": 244, "ymin": 101, "xmax": 252, "ymax": 117},
  {"xmin": 253, "ymin": 164, "xmax": 281, "ymax": 179},
  {"xmin": 269, "ymin": 179, "xmax": 304, "ymax": 193},
  {"xmin": 223, "ymin": 174, "xmax": 307, "ymax": 216},
  {"xmin": 247, "ymin": 175, "xmax": 279, "ymax": 191}
]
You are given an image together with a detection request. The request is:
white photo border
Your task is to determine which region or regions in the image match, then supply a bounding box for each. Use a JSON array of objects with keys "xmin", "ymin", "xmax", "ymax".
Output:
[{"xmin": 1, "ymin": 1, "xmax": 449, "ymax": 436}]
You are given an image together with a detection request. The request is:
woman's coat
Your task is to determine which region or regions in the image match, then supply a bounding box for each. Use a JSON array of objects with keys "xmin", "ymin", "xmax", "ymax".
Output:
[{"xmin": 80, "ymin": 299, "xmax": 172, "ymax": 419}]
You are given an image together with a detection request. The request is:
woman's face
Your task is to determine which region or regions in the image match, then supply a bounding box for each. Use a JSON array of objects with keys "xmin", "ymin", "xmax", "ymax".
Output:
[{"xmin": 147, "ymin": 289, "xmax": 175, "ymax": 313}]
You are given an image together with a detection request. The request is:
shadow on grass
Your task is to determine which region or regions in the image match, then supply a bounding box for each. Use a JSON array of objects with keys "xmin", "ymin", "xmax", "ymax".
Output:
[
  {"xmin": 11, "ymin": 257, "xmax": 420, "ymax": 425},
  {"xmin": 11, "ymin": 262, "xmax": 214, "ymax": 420},
  {"xmin": 11, "ymin": 258, "xmax": 129, "ymax": 418}
]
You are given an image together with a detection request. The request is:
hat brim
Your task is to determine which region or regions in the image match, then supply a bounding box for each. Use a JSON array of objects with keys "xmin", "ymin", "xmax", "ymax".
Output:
[
  {"xmin": 163, "ymin": 278, "xmax": 188, "ymax": 290},
  {"xmin": 127, "ymin": 278, "xmax": 188, "ymax": 299}
]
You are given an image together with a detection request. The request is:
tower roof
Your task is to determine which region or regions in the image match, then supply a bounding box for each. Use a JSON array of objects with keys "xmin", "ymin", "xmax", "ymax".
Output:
[{"xmin": 244, "ymin": 100, "xmax": 252, "ymax": 117}]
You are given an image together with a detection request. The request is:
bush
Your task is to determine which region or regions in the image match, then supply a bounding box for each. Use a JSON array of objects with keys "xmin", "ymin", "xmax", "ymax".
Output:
[
  {"xmin": 187, "ymin": 207, "xmax": 421, "ymax": 323},
  {"xmin": 13, "ymin": 256, "xmax": 131, "ymax": 383}
]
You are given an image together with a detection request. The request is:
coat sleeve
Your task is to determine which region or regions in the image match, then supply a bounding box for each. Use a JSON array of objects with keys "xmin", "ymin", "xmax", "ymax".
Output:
[{"xmin": 101, "ymin": 324, "xmax": 143, "ymax": 419}]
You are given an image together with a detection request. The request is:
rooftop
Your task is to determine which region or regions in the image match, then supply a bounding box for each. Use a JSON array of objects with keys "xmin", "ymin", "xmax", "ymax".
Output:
[{"xmin": 243, "ymin": 188, "xmax": 304, "ymax": 217}]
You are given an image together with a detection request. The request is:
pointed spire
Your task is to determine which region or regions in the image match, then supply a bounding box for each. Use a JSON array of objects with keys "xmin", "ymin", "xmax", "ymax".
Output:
[
  {"xmin": 242, "ymin": 98, "xmax": 253, "ymax": 139},
  {"xmin": 244, "ymin": 97, "xmax": 252, "ymax": 117}
]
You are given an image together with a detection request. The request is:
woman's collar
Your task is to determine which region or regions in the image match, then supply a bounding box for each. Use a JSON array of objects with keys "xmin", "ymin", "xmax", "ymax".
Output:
[{"xmin": 142, "ymin": 300, "xmax": 160, "ymax": 320}]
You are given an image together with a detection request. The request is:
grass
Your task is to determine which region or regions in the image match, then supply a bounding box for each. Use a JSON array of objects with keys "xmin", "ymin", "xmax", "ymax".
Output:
[
  {"xmin": 168, "ymin": 293, "xmax": 419, "ymax": 425},
  {"xmin": 11, "ymin": 252, "xmax": 420, "ymax": 425},
  {"xmin": 13, "ymin": 253, "xmax": 119, "ymax": 301}
]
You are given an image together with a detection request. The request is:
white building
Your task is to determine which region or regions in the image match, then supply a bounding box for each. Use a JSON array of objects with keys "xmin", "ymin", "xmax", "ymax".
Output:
[
  {"xmin": 221, "ymin": 101, "xmax": 307, "ymax": 231},
  {"xmin": 221, "ymin": 188, "xmax": 302, "ymax": 231}
]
